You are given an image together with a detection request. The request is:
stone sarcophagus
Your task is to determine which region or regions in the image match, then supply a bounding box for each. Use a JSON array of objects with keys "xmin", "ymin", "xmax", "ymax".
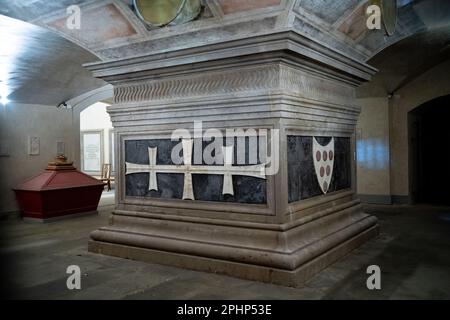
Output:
[{"xmin": 86, "ymin": 31, "xmax": 378, "ymax": 287}]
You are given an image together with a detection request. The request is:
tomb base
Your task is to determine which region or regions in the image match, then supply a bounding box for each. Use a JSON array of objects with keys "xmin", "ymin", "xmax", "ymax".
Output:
[
  {"xmin": 89, "ymin": 199, "xmax": 378, "ymax": 287},
  {"xmin": 86, "ymin": 32, "xmax": 379, "ymax": 287}
]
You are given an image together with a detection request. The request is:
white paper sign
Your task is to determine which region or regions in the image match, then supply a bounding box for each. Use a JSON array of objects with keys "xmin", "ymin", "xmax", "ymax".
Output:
[{"xmin": 83, "ymin": 133, "xmax": 101, "ymax": 171}]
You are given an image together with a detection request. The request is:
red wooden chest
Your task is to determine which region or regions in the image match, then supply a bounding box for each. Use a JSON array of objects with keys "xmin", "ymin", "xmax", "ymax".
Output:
[{"xmin": 13, "ymin": 156, "xmax": 105, "ymax": 221}]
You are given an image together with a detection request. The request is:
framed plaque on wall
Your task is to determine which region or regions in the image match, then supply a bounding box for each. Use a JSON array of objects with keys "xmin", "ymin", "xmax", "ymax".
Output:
[{"xmin": 81, "ymin": 130, "xmax": 103, "ymax": 173}]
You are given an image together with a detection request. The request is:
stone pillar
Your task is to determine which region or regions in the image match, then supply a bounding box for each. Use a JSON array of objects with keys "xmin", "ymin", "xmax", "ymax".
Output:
[{"xmin": 87, "ymin": 32, "xmax": 378, "ymax": 287}]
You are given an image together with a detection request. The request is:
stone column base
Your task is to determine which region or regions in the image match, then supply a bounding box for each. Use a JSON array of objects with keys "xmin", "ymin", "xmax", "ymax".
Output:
[{"xmin": 88, "ymin": 201, "xmax": 378, "ymax": 287}]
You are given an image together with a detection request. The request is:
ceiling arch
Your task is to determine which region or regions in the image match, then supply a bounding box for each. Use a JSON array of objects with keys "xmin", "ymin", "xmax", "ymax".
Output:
[
  {"xmin": 1, "ymin": 0, "xmax": 449, "ymax": 105},
  {"xmin": 1, "ymin": 0, "xmax": 449, "ymax": 63},
  {"xmin": 357, "ymin": 27, "xmax": 450, "ymax": 97},
  {"xmin": 0, "ymin": 14, "xmax": 105, "ymax": 105}
]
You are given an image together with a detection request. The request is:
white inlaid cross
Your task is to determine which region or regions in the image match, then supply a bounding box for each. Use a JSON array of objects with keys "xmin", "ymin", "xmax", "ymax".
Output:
[{"xmin": 125, "ymin": 139, "xmax": 266, "ymax": 200}]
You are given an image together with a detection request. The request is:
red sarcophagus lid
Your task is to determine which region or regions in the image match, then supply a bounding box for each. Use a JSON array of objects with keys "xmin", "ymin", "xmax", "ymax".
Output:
[{"xmin": 13, "ymin": 155, "xmax": 105, "ymax": 221}]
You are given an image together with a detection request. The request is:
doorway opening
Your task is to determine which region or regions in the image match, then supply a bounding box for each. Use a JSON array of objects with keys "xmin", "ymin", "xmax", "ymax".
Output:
[
  {"xmin": 409, "ymin": 95, "xmax": 450, "ymax": 205},
  {"xmin": 79, "ymin": 101, "xmax": 115, "ymax": 206}
]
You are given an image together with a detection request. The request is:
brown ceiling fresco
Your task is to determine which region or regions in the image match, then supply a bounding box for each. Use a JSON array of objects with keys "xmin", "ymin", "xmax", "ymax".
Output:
[
  {"xmin": 47, "ymin": 3, "xmax": 137, "ymax": 46},
  {"xmin": 216, "ymin": 0, "xmax": 282, "ymax": 15},
  {"xmin": 338, "ymin": 2, "xmax": 370, "ymax": 41}
]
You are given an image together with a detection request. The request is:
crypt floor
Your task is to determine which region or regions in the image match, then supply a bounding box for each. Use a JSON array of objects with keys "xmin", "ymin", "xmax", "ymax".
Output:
[{"xmin": 1, "ymin": 197, "xmax": 450, "ymax": 300}]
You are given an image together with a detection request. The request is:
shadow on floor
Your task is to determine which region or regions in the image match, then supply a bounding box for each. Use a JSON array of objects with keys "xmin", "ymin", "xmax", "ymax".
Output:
[{"xmin": 0, "ymin": 204, "xmax": 449, "ymax": 299}]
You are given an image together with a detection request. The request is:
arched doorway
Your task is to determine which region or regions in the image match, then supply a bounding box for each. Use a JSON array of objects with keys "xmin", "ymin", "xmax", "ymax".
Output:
[{"xmin": 409, "ymin": 95, "xmax": 450, "ymax": 205}]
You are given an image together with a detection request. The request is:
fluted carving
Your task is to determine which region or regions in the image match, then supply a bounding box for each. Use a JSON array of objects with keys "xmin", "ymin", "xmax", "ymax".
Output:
[
  {"xmin": 114, "ymin": 65, "xmax": 280, "ymax": 103},
  {"xmin": 113, "ymin": 63, "xmax": 354, "ymax": 107}
]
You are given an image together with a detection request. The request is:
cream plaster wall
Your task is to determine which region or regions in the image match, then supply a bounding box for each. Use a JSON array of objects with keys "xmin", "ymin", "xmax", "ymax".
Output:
[
  {"xmin": 0, "ymin": 103, "xmax": 76, "ymax": 214},
  {"xmin": 390, "ymin": 59, "xmax": 450, "ymax": 198},
  {"xmin": 356, "ymin": 97, "xmax": 391, "ymax": 199},
  {"xmin": 355, "ymin": 59, "xmax": 450, "ymax": 203}
]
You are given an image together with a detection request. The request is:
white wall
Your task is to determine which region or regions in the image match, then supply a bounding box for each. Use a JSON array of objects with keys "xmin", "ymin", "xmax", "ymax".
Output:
[
  {"xmin": 0, "ymin": 103, "xmax": 75, "ymax": 214},
  {"xmin": 80, "ymin": 102, "xmax": 112, "ymax": 131},
  {"xmin": 80, "ymin": 102, "xmax": 113, "ymax": 173}
]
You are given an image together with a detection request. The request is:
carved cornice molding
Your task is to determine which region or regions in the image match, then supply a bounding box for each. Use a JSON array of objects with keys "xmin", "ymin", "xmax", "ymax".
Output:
[
  {"xmin": 85, "ymin": 31, "xmax": 377, "ymax": 86},
  {"xmin": 114, "ymin": 64, "xmax": 280, "ymax": 103},
  {"xmin": 280, "ymin": 65, "xmax": 353, "ymax": 106},
  {"xmin": 112, "ymin": 62, "xmax": 354, "ymax": 107}
]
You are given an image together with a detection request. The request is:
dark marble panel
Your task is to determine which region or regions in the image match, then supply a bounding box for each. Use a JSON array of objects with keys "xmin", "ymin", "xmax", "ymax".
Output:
[
  {"xmin": 124, "ymin": 138, "xmax": 267, "ymax": 204},
  {"xmin": 287, "ymin": 136, "xmax": 351, "ymax": 203},
  {"xmin": 125, "ymin": 139, "xmax": 185, "ymax": 199}
]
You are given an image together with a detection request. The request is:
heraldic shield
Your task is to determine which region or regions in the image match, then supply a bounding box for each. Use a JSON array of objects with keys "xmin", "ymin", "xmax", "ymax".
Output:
[{"xmin": 313, "ymin": 137, "xmax": 335, "ymax": 194}]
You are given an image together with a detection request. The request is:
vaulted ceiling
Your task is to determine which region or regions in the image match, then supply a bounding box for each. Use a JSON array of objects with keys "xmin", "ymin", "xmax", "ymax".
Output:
[
  {"xmin": 0, "ymin": 0, "xmax": 449, "ymax": 104},
  {"xmin": 2, "ymin": 0, "xmax": 448, "ymax": 60},
  {"xmin": 0, "ymin": 14, "xmax": 105, "ymax": 105},
  {"xmin": 358, "ymin": 26, "xmax": 450, "ymax": 97}
]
